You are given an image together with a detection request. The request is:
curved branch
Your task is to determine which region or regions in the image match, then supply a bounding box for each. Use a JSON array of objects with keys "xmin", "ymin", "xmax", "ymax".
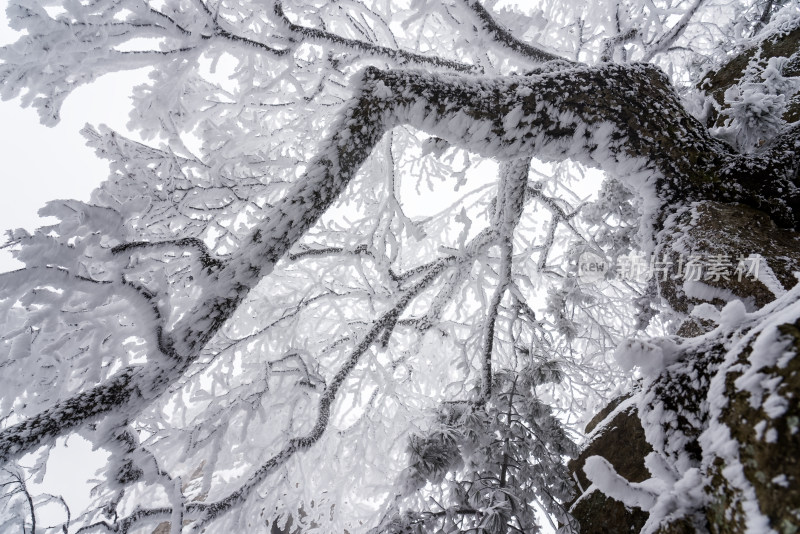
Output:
[
  {"xmin": 111, "ymin": 237, "xmax": 225, "ymax": 270},
  {"xmin": 118, "ymin": 255, "xmax": 458, "ymax": 532},
  {"xmin": 111, "ymin": 237, "xmax": 224, "ymax": 271},
  {"xmin": 108, "ymin": 226, "xmax": 501, "ymax": 532},
  {"xmin": 1, "ymin": 468, "xmax": 36, "ymax": 534},
  {"xmin": 641, "ymin": 0, "xmax": 707, "ymax": 61},
  {"xmin": 339, "ymin": 64, "xmax": 799, "ymax": 229}
]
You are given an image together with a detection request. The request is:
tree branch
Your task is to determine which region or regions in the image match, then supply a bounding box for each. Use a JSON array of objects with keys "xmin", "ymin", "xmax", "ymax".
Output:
[
  {"xmin": 641, "ymin": 0, "xmax": 707, "ymax": 61},
  {"xmin": 115, "ymin": 256, "xmax": 460, "ymax": 532},
  {"xmin": 752, "ymin": 0, "xmax": 776, "ymax": 36},
  {"xmin": 0, "ymin": 368, "xmax": 139, "ymax": 463},
  {"xmin": 104, "ymin": 224, "xmax": 501, "ymax": 532},
  {"xmin": 600, "ymin": 28, "xmax": 638, "ymax": 62},
  {"xmin": 455, "ymin": 0, "xmax": 565, "ymax": 64},
  {"xmin": 273, "ymin": 2, "xmax": 478, "ymax": 73},
  {"xmin": 481, "ymin": 157, "xmax": 530, "ymax": 401},
  {"xmin": 700, "ymin": 23, "xmax": 800, "ymax": 126},
  {"xmin": 111, "ymin": 237, "xmax": 224, "ymax": 271}
]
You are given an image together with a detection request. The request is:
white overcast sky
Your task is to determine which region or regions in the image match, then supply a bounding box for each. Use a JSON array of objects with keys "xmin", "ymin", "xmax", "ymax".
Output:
[{"xmin": 0, "ymin": 2, "xmax": 144, "ymax": 272}]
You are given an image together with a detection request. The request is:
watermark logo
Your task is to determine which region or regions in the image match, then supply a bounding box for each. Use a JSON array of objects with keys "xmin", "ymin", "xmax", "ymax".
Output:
[
  {"xmin": 577, "ymin": 251, "xmax": 609, "ymax": 283},
  {"xmin": 576, "ymin": 252, "xmax": 763, "ymax": 285}
]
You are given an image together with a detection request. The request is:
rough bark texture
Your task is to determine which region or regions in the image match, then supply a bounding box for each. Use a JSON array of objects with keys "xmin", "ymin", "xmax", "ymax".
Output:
[
  {"xmin": 571, "ymin": 491, "xmax": 651, "ymax": 534},
  {"xmin": 368, "ymin": 64, "xmax": 800, "ymax": 229},
  {"xmin": 705, "ymin": 322, "xmax": 800, "ymax": 534},
  {"xmin": 569, "ymin": 400, "xmax": 652, "ymax": 534},
  {"xmin": 573, "ymin": 203, "xmax": 800, "ymax": 534},
  {"xmin": 657, "ymin": 201, "xmax": 800, "ymax": 326}
]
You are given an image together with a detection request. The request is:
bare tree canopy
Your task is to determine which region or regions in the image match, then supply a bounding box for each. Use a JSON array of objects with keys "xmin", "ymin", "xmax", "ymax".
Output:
[{"xmin": 1, "ymin": 0, "xmax": 799, "ymax": 532}]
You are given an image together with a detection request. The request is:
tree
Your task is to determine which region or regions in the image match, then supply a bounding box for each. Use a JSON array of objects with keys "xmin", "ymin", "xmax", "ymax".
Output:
[{"xmin": 1, "ymin": 0, "xmax": 799, "ymax": 532}]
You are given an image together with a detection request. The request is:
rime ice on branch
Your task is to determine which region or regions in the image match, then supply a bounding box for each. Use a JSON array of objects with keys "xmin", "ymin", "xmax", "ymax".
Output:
[{"xmin": 1, "ymin": 0, "xmax": 800, "ymax": 533}]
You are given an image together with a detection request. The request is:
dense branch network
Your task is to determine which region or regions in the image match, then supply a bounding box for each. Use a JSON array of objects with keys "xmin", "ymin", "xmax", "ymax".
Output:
[
  {"xmin": 2, "ymin": 55, "xmax": 800, "ymax": 525},
  {"xmin": 2, "ymin": 0, "xmax": 799, "ymax": 532},
  {"xmin": 1, "ymin": 58, "xmax": 797, "ymax": 530}
]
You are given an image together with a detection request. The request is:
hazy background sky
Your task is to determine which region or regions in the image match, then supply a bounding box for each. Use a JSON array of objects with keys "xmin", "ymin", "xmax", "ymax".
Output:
[
  {"xmin": 0, "ymin": 3, "xmax": 144, "ymax": 272},
  {"xmin": 0, "ymin": 5, "xmax": 145, "ymax": 520}
]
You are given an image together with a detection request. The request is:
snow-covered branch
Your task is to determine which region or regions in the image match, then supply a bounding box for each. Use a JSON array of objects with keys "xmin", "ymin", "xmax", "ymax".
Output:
[
  {"xmin": 455, "ymin": 0, "xmax": 564, "ymax": 64},
  {"xmin": 103, "ymin": 226, "xmax": 498, "ymax": 531},
  {"xmin": 641, "ymin": 0, "xmax": 708, "ymax": 61},
  {"xmin": 5, "ymin": 59, "xmax": 799, "ymax": 467},
  {"xmin": 480, "ymin": 157, "xmax": 530, "ymax": 401},
  {"xmin": 273, "ymin": 2, "xmax": 477, "ymax": 73},
  {"xmin": 111, "ymin": 238, "xmax": 224, "ymax": 271},
  {"xmin": 2, "ymin": 2, "xmax": 799, "ymax": 528}
]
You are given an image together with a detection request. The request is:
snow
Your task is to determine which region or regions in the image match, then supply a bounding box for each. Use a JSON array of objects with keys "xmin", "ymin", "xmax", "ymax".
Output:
[
  {"xmin": 583, "ymin": 455, "xmax": 657, "ymax": 510},
  {"xmin": 719, "ymin": 300, "xmax": 748, "ymax": 330},
  {"xmin": 691, "ymin": 302, "xmax": 721, "ymax": 323},
  {"xmin": 714, "ymin": 54, "xmax": 800, "ymax": 152},
  {"xmin": 2, "ymin": 0, "xmax": 798, "ymax": 529},
  {"xmin": 683, "ymin": 280, "xmax": 744, "ymax": 308},
  {"xmin": 582, "ymin": 396, "xmax": 638, "ymax": 444},
  {"xmin": 771, "ymin": 474, "xmax": 789, "ymax": 487},
  {"xmin": 764, "ymin": 428, "xmax": 778, "ymax": 444},
  {"xmin": 763, "ymin": 392, "xmax": 788, "ymax": 418},
  {"xmin": 752, "ymin": 260, "xmax": 787, "ymax": 299},
  {"xmin": 696, "ymin": 286, "xmax": 800, "ymax": 534},
  {"xmin": 754, "ymin": 420, "xmax": 767, "ymax": 440},
  {"xmin": 614, "ymin": 337, "xmax": 681, "ymax": 376}
]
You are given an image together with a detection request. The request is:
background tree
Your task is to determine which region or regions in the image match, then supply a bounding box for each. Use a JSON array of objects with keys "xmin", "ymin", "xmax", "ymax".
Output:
[{"xmin": 0, "ymin": 0, "xmax": 799, "ymax": 533}]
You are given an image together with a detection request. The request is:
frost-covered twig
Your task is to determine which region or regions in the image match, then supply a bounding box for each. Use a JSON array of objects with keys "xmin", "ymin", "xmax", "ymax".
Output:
[
  {"xmin": 112, "ymin": 252, "xmax": 458, "ymax": 532},
  {"xmin": 641, "ymin": 0, "xmax": 707, "ymax": 62},
  {"xmin": 752, "ymin": 0, "xmax": 776, "ymax": 36},
  {"xmin": 273, "ymin": 2, "xmax": 477, "ymax": 72},
  {"xmin": 111, "ymin": 238, "xmax": 224, "ymax": 270},
  {"xmin": 480, "ymin": 157, "xmax": 530, "ymax": 401},
  {"xmin": 0, "ymin": 468, "xmax": 35, "ymax": 533},
  {"xmin": 600, "ymin": 28, "xmax": 638, "ymax": 62},
  {"xmin": 455, "ymin": 0, "xmax": 564, "ymax": 64}
]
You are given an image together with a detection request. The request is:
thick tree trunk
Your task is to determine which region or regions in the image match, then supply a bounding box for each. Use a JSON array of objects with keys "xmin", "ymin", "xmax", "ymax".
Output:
[{"xmin": 566, "ymin": 49, "xmax": 800, "ymax": 530}]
